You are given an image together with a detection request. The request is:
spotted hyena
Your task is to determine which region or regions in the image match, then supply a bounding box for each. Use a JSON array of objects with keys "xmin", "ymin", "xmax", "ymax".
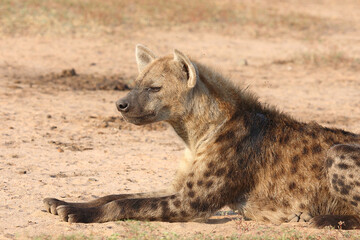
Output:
[{"xmin": 44, "ymin": 45, "xmax": 360, "ymax": 229}]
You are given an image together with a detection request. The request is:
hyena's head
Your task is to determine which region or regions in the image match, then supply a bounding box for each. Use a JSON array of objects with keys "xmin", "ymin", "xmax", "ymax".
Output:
[{"xmin": 116, "ymin": 45, "xmax": 198, "ymax": 125}]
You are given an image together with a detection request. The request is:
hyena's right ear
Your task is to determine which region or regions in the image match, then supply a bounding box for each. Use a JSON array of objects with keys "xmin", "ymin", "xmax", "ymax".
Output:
[
  {"xmin": 173, "ymin": 49, "xmax": 198, "ymax": 88},
  {"xmin": 136, "ymin": 44, "xmax": 156, "ymax": 73}
]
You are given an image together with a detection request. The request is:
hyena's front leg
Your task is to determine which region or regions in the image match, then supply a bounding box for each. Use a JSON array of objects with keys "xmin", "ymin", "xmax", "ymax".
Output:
[
  {"xmin": 44, "ymin": 151, "xmax": 191, "ymax": 215},
  {"xmin": 57, "ymin": 191, "xmax": 215, "ymax": 223},
  {"xmin": 43, "ymin": 189, "xmax": 172, "ymax": 215},
  {"xmin": 56, "ymin": 195, "xmax": 186, "ymax": 223},
  {"xmin": 56, "ymin": 165, "xmax": 232, "ymax": 223}
]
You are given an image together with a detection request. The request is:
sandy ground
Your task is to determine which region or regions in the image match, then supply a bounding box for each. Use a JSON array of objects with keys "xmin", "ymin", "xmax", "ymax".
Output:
[{"xmin": 1, "ymin": 25, "xmax": 360, "ymax": 239}]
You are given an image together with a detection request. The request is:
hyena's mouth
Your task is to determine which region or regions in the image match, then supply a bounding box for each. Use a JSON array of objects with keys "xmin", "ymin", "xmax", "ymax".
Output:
[{"xmin": 121, "ymin": 112, "xmax": 156, "ymax": 124}]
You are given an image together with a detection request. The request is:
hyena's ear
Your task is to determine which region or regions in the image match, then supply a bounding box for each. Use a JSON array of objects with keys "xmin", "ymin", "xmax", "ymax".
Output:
[
  {"xmin": 136, "ymin": 44, "xmax": 156, "ymax": 73},
  {"xmin": 173, "ymin": 49, "xmax": 198, "ymax": 88}
]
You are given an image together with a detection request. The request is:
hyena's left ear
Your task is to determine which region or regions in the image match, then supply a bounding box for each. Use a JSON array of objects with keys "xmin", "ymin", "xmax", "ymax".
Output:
[
  {"xmin": 136, "ymin": 44, "xmax": 156, "ymax": 73},
  {"xmin": 173, "ymin": 49, "xmax": 198, "ymax": 88}
]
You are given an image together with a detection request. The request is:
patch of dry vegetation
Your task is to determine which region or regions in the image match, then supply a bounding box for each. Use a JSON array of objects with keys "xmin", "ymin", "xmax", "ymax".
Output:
[
  {"xmin": 273, "ymin": 50, "xmax": 360, "ymax": 70},
  {"xmin": 32, "ymin": 219, "xmax": 360, "ymax": 240},
  {"xmin": 0, "ymin": 0, "xmax": 343, "ymax": 38}
]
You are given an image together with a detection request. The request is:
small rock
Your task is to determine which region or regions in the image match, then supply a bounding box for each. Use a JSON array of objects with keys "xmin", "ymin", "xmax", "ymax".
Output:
[
  {"xmin": 4, "ymin": 234, "xmax": 15, "ymax": 239},
  {"xmin": 57, "ymin": 148, "xmax": 64, "ymax": 153},
  {"xmin": 100, "ymin": 122, "xmax": 109, "ymax": 128},
  {"xmin": 61, "ymin": 68, "xmax": 77, "ymax": 77}
]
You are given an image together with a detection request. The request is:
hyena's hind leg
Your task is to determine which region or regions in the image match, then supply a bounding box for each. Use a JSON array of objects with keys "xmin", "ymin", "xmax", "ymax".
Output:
[
  {"xmin": 312, "ymin": 144, "xmax": 360, "ymax": 229},
  {"xmin": 44, "ymin": 189, "xmax": 172, "ymax": 215}
]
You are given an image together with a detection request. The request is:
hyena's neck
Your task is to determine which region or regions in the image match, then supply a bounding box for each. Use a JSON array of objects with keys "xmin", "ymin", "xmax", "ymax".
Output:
[
  {"xmin": 169, "ymin": 96, "xmax": 228, "ymax": 151},
  {"xmin": 169, "ymin": 62, "xmax": 265, "ymax": 152}
]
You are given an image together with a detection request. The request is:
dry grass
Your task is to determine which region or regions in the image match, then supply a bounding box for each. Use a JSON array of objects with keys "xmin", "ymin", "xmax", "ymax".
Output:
[
  {"xmin": 32, "ymin": 219, "xmax": 360, "ymax": 240},
  {"xmin": 273, "ymin": 50, "xmax": 360, "ymax": 70},
  {"xmin": 0, "ymin": 0, "xmax": 342, "ymax": 37}
]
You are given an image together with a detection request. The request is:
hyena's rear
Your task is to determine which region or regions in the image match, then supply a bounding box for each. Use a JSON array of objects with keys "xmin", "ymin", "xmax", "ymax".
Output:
[{"xmin": 44, "ymin": 45, "xmax": 360, "ymax": 229}]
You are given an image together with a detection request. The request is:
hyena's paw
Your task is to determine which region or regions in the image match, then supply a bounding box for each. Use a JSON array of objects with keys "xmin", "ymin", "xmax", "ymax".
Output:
[
  {"xmin": 56, "ymin": 205, "xmax": 98, "ymax": 223},
  {"xmin": 288, "ymin": 212, "xmax": 312, "ymax": 223},
  {"xmin": 43, "ymin": 198, "xmax": 68, "ymax": 215}
]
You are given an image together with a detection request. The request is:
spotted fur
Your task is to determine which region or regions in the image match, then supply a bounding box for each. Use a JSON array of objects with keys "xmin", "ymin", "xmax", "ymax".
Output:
[{"xmin": 44, "ymin": 45, "xmax": 360, "ymax": 229}]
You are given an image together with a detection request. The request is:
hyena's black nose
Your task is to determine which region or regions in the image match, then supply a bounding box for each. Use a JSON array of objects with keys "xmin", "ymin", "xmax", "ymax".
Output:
[{"xmin": 116, "ymin": 99, "xmax": 129, "ymax": 112}]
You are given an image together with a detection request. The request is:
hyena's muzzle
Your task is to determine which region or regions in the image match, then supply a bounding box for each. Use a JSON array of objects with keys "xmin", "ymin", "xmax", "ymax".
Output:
[{"xmin": 116, "ymin": 89, "xmax": 158, "ymax": 125}]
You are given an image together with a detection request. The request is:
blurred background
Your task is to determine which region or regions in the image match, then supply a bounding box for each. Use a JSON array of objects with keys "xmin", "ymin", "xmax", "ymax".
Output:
[
  {"xmin": 1, "ymin": 0, "xmax": 359, "ymax": 121},
  {"xmin": 1, "ymin": 0, "xmax": 359, "ymax": 38}
]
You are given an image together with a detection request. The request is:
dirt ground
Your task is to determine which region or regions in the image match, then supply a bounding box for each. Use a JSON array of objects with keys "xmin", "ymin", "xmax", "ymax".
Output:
[{"xmin": 1, "ymin": 1, "xmax": 360, "ymax": 239}]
